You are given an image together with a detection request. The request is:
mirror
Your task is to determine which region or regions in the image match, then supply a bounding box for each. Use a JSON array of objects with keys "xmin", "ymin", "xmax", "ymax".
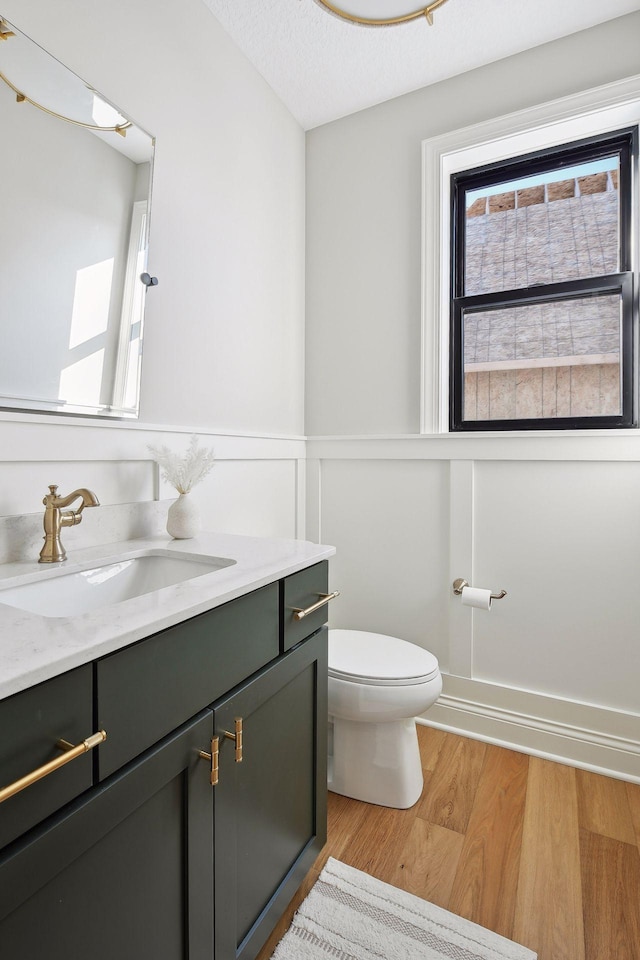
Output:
[{"xmin": 0, "ymin": 15, "xmax": 155, "ymax": 418}]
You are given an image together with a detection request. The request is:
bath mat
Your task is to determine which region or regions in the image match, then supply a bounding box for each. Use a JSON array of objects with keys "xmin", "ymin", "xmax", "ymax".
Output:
[{"xmin": 270, "ymin": 857, "xmax": 536, "ymax": 960}]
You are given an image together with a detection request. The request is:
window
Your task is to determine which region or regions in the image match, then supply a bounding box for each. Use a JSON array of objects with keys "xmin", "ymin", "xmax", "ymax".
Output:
[
  {"xmin": 449, "ymin": 128, "xmax": 637, "ymax": 431},
  {"xmin": 421, "ymin": 81, "xmax": 640, "ymax": 435}
]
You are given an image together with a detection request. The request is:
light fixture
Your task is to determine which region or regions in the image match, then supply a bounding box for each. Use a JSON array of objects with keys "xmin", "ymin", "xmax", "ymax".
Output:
[{"xmin": 313, "ymin": 0, "xmax": 451, "ymax": 27}]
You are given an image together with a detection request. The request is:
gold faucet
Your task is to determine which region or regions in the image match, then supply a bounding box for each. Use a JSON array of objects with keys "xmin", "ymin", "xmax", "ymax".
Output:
[{"xmin": 39, "ymin": 485, "xmax": 100, "ymax": 563}]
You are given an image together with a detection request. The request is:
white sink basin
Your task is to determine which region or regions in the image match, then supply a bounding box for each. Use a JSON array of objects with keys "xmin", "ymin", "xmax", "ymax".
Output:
[{"xmin": 0, "ymin": 551, "xmax": 236, "ymax": 618}]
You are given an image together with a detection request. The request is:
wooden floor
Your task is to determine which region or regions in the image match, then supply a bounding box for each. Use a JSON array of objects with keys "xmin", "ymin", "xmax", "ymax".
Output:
[{"xmin": 257, "ymin": 726, "xmax": 640, "ymax": 960}]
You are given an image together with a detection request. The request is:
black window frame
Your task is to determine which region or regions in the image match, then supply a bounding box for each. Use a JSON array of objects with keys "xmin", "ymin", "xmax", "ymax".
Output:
[{"xmin": 449, "ymin": 126, "xmax": 638, "ymax": 432}]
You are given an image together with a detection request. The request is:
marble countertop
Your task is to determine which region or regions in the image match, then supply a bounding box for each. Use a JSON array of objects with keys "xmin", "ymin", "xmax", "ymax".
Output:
[{"xmin": 0, "ymin": 531, "xmax": 335, "ymax": 701}]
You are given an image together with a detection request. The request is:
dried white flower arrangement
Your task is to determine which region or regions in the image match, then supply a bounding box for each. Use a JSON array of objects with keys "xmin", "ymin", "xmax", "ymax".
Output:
[{"xmin": 148, "ymin": 435, "xmax": 215, "ymax": 494}]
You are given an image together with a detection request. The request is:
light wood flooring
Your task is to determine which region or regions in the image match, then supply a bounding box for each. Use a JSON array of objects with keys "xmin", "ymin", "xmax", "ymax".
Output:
[{"xmin": 258, "ymin": 726, "xmax": 640, "ymax": 960}]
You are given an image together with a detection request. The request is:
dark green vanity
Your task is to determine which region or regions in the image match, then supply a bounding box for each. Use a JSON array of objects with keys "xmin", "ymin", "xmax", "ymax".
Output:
[{"xmin": 0, "ymin": 560, "xmax": 330, "ymax": 960}]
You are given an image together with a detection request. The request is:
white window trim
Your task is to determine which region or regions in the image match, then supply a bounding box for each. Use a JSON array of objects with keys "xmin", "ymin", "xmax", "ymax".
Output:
[{"xmin": 421, "ymin": 75, "xmax": 640, "ymax": 435}]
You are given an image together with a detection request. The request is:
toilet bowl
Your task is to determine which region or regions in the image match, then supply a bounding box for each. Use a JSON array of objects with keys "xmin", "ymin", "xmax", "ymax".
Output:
[{"xmin": 328, "ymin": 629, "xmax": 442, "ymax": 809}]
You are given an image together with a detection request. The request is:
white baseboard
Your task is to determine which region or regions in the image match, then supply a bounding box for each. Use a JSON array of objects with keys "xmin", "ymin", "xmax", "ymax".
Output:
[{"xmin": 417, "ymin": 675, "xmax": 640, "ymax": 784}]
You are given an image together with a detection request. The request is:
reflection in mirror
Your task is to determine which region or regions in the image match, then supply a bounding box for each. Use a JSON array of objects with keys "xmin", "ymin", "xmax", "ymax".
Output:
[{"xmin": 0, "ymin": 15, "xmax": 154, "ymax": 418}]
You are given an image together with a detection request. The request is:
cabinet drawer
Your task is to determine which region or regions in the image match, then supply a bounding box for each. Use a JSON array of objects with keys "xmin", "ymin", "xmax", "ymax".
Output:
[
  {"xmin": 96, "ymin": 583, "xmax": 279, "ymax": 778},
  {"xmin": 282, "ymin": 561, "xmax": 330, "ymax": 651},
  {"xmin": 0, "ymin": 665, "xmax": 94, "ymax": 849}
]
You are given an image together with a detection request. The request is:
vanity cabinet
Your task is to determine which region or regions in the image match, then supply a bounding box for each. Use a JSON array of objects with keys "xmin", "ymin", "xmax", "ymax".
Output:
[{"xmin": 0, "ymin": 561, "xmax": 330, "ymax": 960}]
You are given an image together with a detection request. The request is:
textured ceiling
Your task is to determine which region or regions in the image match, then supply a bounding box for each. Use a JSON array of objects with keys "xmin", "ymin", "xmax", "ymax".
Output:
[{"xmin": 201, "ymin": 0, "xmax": 640, "ymax": 129}]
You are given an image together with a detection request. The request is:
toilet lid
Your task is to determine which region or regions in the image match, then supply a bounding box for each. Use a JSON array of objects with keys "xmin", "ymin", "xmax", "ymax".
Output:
[{"xmin": 328, "ymin": 629, "xmax": 440, "ymax": 686}]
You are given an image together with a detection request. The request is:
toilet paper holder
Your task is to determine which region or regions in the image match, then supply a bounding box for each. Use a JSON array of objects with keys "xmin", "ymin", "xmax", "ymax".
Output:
[{"xmin": 453, "ymin": 578, "xmax": 507, "ymax": 600}]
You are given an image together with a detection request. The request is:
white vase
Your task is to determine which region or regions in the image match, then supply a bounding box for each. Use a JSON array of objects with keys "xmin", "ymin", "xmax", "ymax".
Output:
[{"xmin": 166, "ymin": 493, "xmax": 201, "ymax": 539}]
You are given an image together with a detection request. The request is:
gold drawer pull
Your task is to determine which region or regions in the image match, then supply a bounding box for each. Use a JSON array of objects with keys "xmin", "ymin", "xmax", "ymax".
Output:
[
  {"xmin": 224, "ymin": 718, "xmax": 243, "ymax": 763},
  {"xmin": 292, "ymin": 591, "xmax": 340, "ymax": 622},
  {"xmin": 200, "ymin": 721, "xmax": 242, "ymax": 786},
  {"xmin": 0, "ymin": 729, "xmax": 107, "ymax": 804},
  {"xmin": 199, "ymin": 736, "xmax": 219, "ymax": 786}
]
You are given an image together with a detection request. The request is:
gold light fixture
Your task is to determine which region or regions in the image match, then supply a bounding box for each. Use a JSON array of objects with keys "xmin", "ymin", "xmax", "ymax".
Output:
[{"xmin": 313, "ymin": 0, "xmax": 451, "ymax": 26}]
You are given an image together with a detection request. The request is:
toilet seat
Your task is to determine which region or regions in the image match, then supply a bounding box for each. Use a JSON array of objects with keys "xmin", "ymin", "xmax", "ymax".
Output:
[{"xmin": 329, "ymin": 629, "xmax": 439, "ymax": 687}]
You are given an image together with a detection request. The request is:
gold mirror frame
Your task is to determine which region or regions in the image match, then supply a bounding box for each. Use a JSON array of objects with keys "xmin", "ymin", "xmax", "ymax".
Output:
[{"xmin": 313, "ymin": 0, "xmax": 450, "ymax": 26}]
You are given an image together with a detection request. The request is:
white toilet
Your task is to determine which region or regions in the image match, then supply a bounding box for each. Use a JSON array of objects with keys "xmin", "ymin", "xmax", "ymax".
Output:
[{"xmin": 327, "ymin": 629, "xmax": 442, "ymax": 809}]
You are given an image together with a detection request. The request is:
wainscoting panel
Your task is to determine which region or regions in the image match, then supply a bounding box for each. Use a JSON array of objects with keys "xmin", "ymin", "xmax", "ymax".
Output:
[
  {"xmin": 309, "ymin": 437, "xmax": 640, "ymax": 782},
  {"xmin": 177, "ymin": 459, "xmax": 298, "ymax": 540},
  {"xmin": 0, "ymin": 414, "xmax": 306, "ymax": 543},
  {"xmin": 320, "ymin": 458, "xmax": 451, "ymax": 670},
  {"xmin": 472, "ymin": 460, "xmax": 640, "ymax": 715}
]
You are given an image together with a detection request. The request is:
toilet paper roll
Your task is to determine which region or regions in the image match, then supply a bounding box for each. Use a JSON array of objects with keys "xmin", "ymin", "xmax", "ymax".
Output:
[{"xmin": 461, "ymin": 586, "xmax": 493, "ymax": 611}]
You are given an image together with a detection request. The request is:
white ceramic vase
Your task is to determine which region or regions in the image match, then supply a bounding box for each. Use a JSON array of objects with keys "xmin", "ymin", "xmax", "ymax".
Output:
[{"xmin": 166, "ymin": 493, "xmax": 201, "ymax": 539}]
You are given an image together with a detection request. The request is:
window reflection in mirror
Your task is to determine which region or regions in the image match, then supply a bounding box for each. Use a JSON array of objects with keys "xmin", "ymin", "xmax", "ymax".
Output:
[{"xmin": 0, "ymin": 15, "xmax": 154, "ymax": 418}]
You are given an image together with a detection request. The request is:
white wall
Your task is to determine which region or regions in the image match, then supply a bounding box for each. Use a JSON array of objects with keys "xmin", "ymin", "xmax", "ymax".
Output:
[
  {"xmin": 0, "ymin": 0, "xmax": 306, "ymax": 541},
  {"xmin": 306, "ymin": 14, "xmax": 640, "ymax": 781}
]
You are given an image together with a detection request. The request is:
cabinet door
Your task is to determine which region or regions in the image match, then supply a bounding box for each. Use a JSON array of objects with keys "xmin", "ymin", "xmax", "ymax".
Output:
[
  {"xmin": 0, "ymin": 711, "xmax": 214, "ymax": 960},
  {"xmin": 213, "ymin": 627, "xmax": 328, "ymax": 960}
]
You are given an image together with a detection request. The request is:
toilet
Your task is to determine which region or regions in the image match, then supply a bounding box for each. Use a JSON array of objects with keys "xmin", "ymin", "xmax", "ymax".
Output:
[{"xmin": 327, "ymin": 629, "xmax": 442, "ymax": 809}]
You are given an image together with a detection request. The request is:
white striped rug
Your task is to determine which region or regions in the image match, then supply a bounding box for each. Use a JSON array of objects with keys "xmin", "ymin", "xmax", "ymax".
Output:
[{"xmin": 271, "ymin": 858, "xmax": 536, "ymax": 960}]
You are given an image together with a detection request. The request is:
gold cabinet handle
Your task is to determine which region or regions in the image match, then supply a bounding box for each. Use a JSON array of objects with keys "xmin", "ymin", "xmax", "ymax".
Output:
[
  {"xmin": 199, "ymin": 736, "xmax": 219, "ymax": 786},
  {"xmin": 199, "ymin": 721, "xmax": 242, "ymax": 786},
  {"xmin": 292, "ymin": 591, "xmax": 340, "ymax": 622},
  {"xmin": 223, "ymin": 718, "xmax": 243, "ymax": 763},
  {"xmin": 0, "ymin": 729, "xmax": 107, "ymax": 804}
]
